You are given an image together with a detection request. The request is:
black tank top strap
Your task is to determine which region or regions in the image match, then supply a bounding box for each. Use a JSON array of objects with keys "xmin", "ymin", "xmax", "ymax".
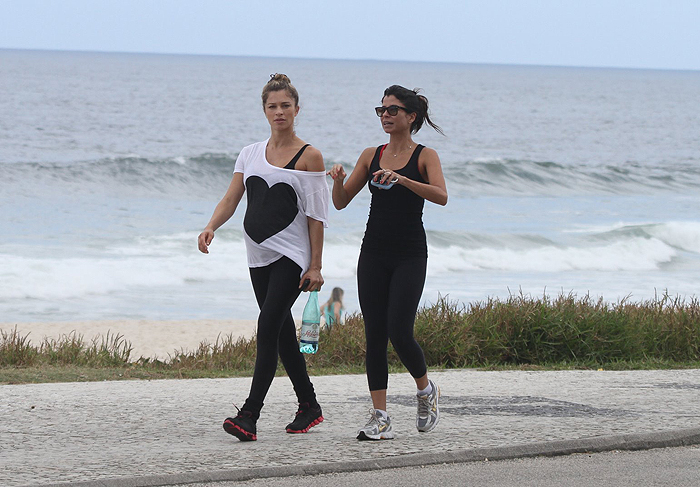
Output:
[
  {"xmin": 283, "ymin": 144, "xmax": 311, "ymax": 170},
  {"xmin": 400, "ymin": 144, "xmax": 426, "ymax": 183},
  {"xmin": 369, "ymin": 144, "xmax": 387, "ymax": 174}
]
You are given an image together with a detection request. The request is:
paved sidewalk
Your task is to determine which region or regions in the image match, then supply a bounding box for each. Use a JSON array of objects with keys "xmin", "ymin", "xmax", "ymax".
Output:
[{"xmin": 2, "ymin": 369, "xmax": 700, "ymax": 487}]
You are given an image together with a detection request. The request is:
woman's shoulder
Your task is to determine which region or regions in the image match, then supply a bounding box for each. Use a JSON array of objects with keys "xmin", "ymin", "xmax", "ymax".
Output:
[
  {"xmin": 298, "ymin": 144, "xmax": 324, "ymax": 171},
  {"xmin": 244, "ymin": 139, "xmax": 268, "ymax": 150},
  {"xmin": 417, "ymin": 145, "xmax": 440, "ymax": 161},
  {"xmin": 238, "ymin": 139, "xmax": 267, "ymax": 157},
  {"xmin": 359, "ymin": 145, "xmax": 382, "ymax": 161},
  {"xmin": 234, "ymin": 140, "xmax": 266, "ymax": 171},
  {"xmin": 303, "ymin": 144, "xmax": 323, "ymax": 160}
]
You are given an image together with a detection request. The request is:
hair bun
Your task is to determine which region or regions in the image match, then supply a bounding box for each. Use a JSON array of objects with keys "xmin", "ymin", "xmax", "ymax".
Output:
[{"xmin": 269, "ymin": 73, "xmax": 291, "ymax": 84}]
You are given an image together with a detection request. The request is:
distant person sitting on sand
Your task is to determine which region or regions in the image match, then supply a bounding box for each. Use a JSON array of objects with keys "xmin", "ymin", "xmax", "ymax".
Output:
[{"xmin": 320, "ymin": 287, "xmax": 344, "ymax": 330}]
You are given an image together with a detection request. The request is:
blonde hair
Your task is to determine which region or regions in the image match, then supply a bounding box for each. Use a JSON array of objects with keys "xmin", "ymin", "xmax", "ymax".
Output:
[{"xmin": 261, "ymin": 73, "xmax": 299, "ymax": 107}]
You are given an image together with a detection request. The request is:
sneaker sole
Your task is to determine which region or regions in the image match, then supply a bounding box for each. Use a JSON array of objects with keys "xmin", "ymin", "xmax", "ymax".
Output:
[
  {"xmin": 417, "ymin": 412, "xmax": 440, "ymax": 432},
  {"xmin": 286, "ymin": 415, "xmax": 324, "ymax": 434},
  {"xmin": 357, "ymin": 430, "xmax": 395, "ymax": 441},
  {"xmin": 223, "ymin": 419, "xmax": 257, "ymax": 441}
]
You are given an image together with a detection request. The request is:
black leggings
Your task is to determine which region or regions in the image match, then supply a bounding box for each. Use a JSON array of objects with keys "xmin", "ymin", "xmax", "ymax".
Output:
[
  {"xmin": 243, "ymin": 256, "xmax": 316, "ymax": 417},
  {"xmin": 357, "ymin": 251, "xmax": 428, "ymax": 391}
]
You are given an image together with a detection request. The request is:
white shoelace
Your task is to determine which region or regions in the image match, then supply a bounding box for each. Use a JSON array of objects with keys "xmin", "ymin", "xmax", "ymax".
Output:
[
  {"xmin": 417, "ymin": 394, "xmax": 431, "ymax": 417},
  {"xmin": 365, "ymin": 408, "xmax": 382, "ymax": 426}
]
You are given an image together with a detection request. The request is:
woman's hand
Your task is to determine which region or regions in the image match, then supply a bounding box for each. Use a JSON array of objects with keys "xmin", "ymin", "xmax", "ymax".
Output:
[
  {"xmin": 327, "ymin": 164, "xmax": 347, "ymax": 182},
  {"xmin": 198, "ymin": 229, "xmax": 215, "ymax": 254},
  {"xmin": 299, "ymin": 268, "xmax": 324, "ymax": 292},
  {"xmin": 330, "ymin": 148, "xmax": 373, "ymax": 210},
  {"xmin": 372, "ymin": 168, "xmax": 401, "ymax": 185}
]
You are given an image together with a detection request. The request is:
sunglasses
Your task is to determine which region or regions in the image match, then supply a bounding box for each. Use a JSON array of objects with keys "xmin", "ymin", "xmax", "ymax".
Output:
[{"xmin": 375, "ymin": 105, "xmax": 411, "ymax": 117}]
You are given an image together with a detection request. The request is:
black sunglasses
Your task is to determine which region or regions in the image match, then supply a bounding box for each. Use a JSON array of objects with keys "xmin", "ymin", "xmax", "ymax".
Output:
[{"xmin": 375, "ymin": 105, "xmax": 411, "ymax": 117}]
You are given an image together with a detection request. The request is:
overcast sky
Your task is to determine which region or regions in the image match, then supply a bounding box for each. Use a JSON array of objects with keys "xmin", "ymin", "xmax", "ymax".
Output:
[{"xmin": 1, "ymin": 0, "xmax": 698, "ymax": 71}]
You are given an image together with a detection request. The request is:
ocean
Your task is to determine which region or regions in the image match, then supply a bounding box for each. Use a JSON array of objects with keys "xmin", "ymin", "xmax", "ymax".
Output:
[{"xmin": 1, "ymin": 49, "xmax": 699, "ymax": 323}]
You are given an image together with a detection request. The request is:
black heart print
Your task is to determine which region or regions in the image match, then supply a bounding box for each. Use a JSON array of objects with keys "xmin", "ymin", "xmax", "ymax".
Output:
[{"xmin": 244, "ymin": 176, "xmax": 298, "ymax": 244}]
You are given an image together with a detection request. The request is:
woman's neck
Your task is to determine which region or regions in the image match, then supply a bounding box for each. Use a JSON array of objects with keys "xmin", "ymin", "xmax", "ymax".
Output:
[
  {"xmin": 386, "ymin": 133, "xmax": 415, "ymax": 153},
  {"xmin": 268, "ymin": 129, "xmax": 298, "ymax": 148}
]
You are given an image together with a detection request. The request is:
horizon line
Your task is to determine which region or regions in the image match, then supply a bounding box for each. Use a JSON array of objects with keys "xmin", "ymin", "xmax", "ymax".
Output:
[{"xmin": 2, "ymin": 47, "xmax": 698, "ymax": 74}]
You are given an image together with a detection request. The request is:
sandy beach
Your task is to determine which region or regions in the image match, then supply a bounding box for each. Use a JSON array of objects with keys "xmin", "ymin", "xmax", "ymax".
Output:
[{"xmin": 0, "ymin": 319, "xmax": 259, "ymax": 360}]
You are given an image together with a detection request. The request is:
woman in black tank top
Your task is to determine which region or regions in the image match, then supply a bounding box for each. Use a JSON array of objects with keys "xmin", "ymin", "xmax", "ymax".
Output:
[{"xmin": 328, "ymin": 85, "xmax": 447, "ymax": 440}]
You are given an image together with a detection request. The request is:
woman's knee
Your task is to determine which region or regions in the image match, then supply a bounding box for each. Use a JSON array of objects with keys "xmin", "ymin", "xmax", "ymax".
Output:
[{"xmin": 389, "ymin": 330, "xmax": 420, "ymax": 355}]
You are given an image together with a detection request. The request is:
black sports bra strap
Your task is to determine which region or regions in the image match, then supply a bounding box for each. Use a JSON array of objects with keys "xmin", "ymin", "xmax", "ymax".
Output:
[{"xmin": 283, "ymin": 144, "xmax": 311, "ymax": 170}]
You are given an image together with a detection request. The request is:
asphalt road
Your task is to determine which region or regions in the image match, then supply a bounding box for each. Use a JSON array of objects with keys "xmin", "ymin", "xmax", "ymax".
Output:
[{"xmin": 187, "ymin": 445, "xmax": 700, "ymax": 487}]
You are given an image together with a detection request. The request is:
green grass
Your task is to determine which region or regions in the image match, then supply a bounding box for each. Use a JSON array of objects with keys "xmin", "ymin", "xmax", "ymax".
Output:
[{"xmin": 2, "ymin": 292, "xmax": 700, "ymax": 384}]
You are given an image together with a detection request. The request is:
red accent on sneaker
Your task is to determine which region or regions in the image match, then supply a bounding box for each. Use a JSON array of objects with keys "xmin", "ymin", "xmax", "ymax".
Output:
[
  {"xmin": 286, "ymin": 415, "xmax": 324, "ymax": 434},
  {"xmin": 223, "ymin": 418, "xmax": 257, "ymax": 441}
]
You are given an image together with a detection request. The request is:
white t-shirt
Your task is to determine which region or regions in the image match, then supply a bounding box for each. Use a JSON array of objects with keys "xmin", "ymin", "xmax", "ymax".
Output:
[{"xmin": 234, "ymin": 139, "xmax": 329, "ymax": 276}]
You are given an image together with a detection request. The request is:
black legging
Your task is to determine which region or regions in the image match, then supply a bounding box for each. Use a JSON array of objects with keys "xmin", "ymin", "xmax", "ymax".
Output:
[
  {"xmin": 243, "ymin": 256, "xmax": 316, "ymax": 416},
  {"xmin": 357, "ymin": 251, "xmax": 428, "ymax": 391}
]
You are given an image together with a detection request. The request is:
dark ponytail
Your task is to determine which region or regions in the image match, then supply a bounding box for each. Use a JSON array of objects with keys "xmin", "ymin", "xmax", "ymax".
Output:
[{"xmin": 382, "ymin": 85, "xmax": 444, "ymax": 135}]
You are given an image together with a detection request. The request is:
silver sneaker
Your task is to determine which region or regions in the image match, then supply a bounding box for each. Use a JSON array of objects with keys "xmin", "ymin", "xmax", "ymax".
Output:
[
  {"xmin": 357, "ymin": 408, "xmax": 395, "ymax": 440},
  {"xmin": 416, "ymin": 380, "xmax": 440, "ymax": 432}
]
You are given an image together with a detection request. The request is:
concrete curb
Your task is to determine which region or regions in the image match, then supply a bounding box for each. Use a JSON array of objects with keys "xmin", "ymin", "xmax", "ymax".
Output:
[{"xmin": 36, "ymin": 426, "xmax": 700, "ymax": 487}]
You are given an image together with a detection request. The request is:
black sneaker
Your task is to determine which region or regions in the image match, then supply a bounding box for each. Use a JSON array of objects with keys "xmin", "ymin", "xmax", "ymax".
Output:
[
  {"xmin": 285, "ymin": 402, "xmax": 324, "ymax": 434},
  {"xmin": 223, "ymin": 409, "xmax": 257, "ymax": 441}
]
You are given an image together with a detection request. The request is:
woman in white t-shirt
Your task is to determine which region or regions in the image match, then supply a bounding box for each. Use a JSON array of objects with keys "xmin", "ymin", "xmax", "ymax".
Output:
[{"xmin": 198, "ymin": 74, "xmax": 329, "ymax": 442}]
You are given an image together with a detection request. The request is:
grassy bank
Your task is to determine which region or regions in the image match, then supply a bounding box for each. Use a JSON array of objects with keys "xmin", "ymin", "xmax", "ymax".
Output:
[{"xmin": 2, "ymin": 293, "xmax": 700, "ymax": 384}]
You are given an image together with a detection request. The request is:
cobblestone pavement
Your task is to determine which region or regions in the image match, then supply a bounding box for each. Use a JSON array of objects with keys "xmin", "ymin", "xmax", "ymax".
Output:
[{"xmin": 2, "ymin": 369, "xmax": 700, "ymax": 486}]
